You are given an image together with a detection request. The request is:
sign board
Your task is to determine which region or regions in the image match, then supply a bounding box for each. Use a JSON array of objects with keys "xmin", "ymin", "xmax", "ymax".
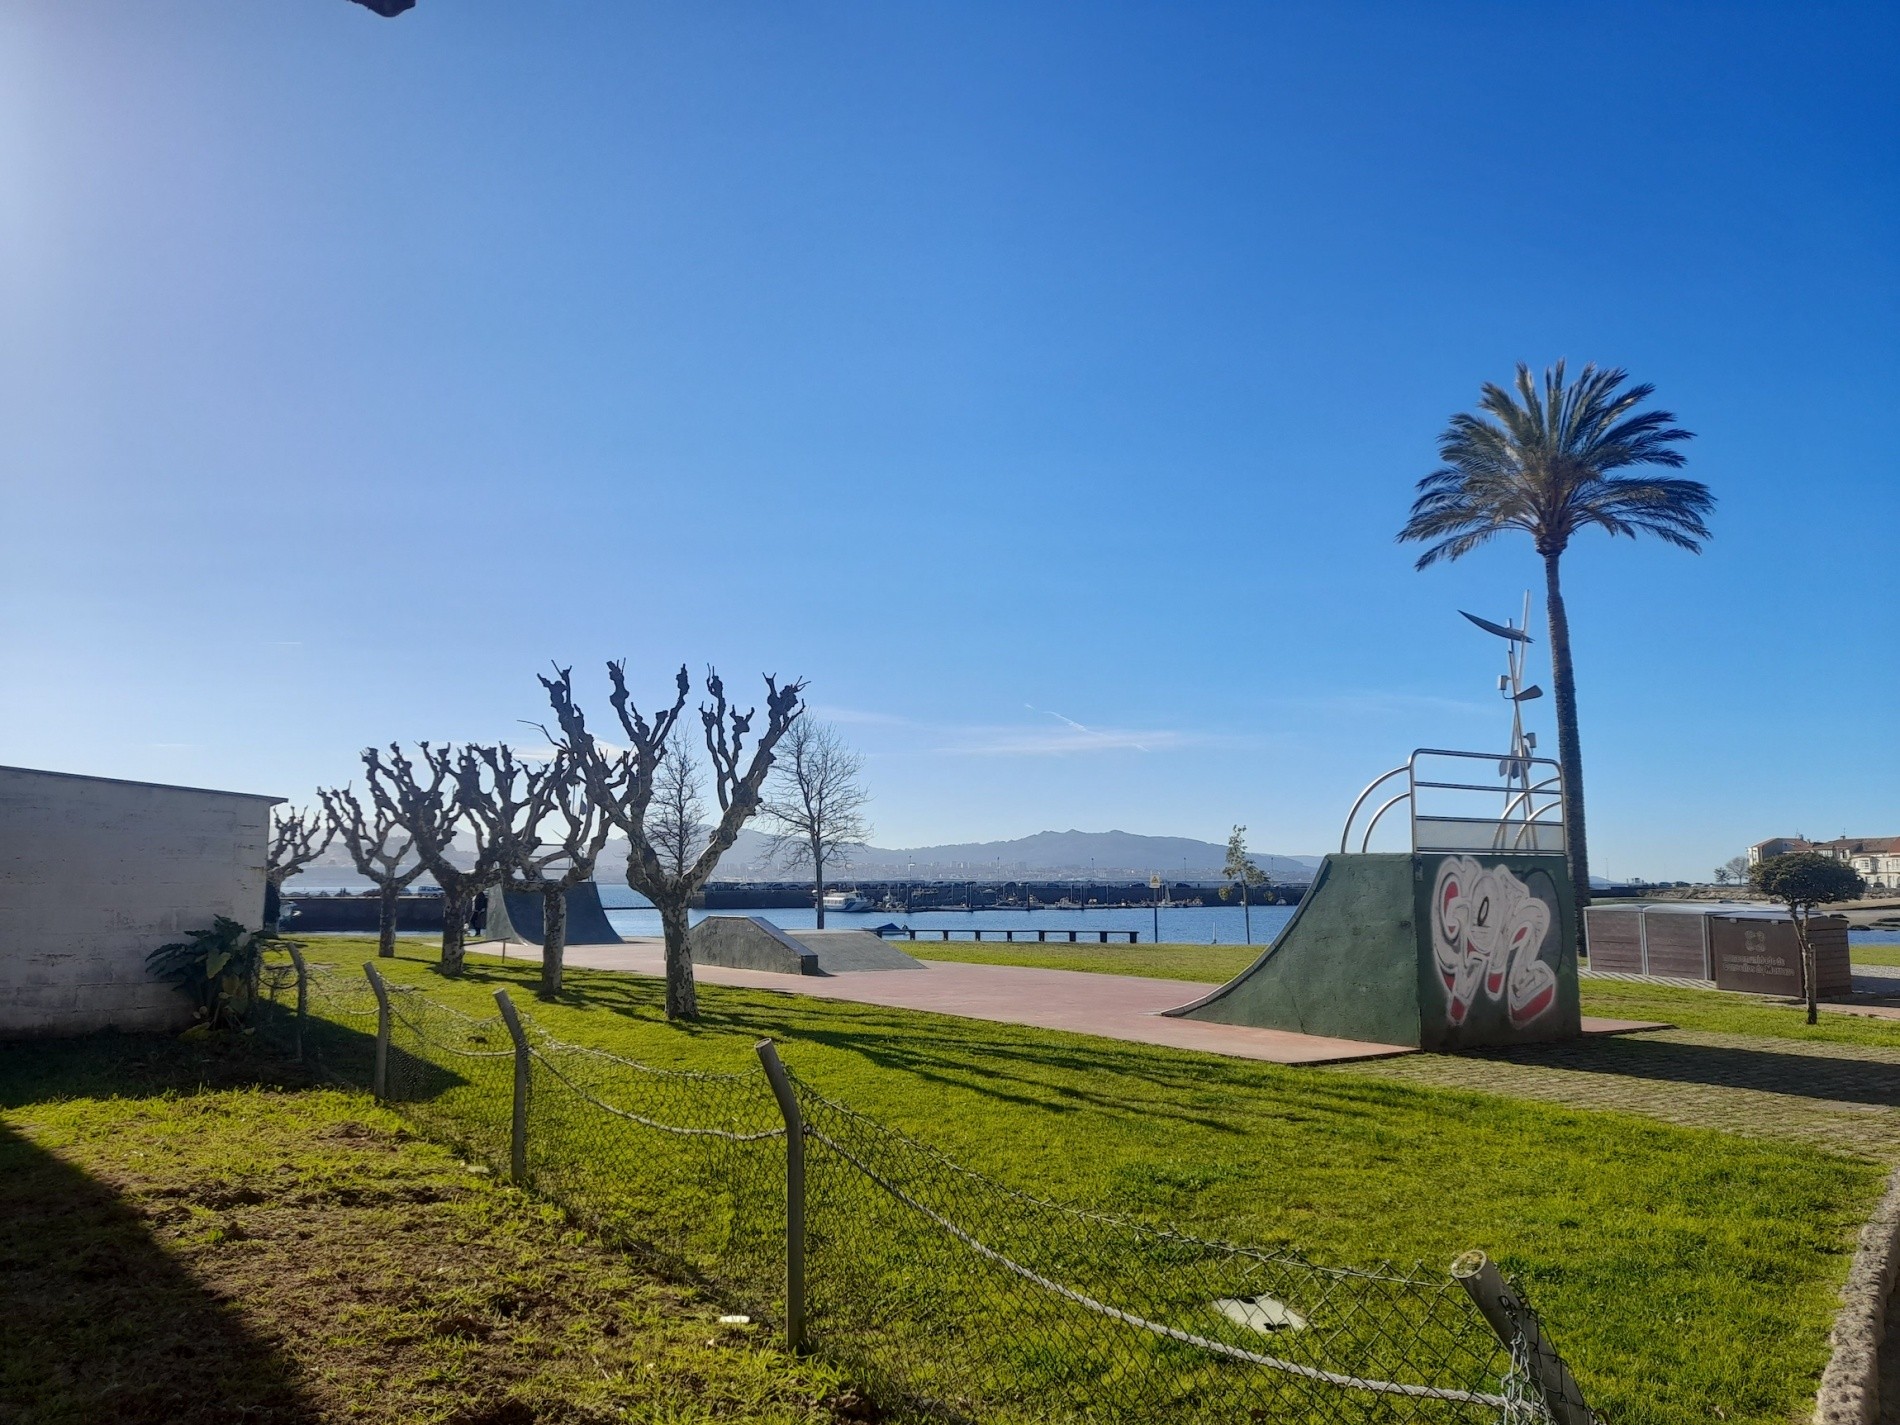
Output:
[
  {"xmin": 1149, "ymin": 874, "xmax": 1162, "ymax": 889},
  {"xmin": 1710, "ymin": 917, "xmax": 1803, "ymax": 996}
]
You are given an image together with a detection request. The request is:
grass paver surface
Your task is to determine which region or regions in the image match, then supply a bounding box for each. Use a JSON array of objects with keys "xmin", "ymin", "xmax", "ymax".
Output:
[
  {"xmin": 290, "ymin": 936, "xmax": 1884, "ymax": 1425},
  {"xmin": 0, "ymin": 1034, "xmax": 855, "ymax": 1425}
]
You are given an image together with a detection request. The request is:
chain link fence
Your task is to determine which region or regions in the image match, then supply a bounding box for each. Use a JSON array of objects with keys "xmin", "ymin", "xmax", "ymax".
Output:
[{"xmin": 259, "ymin": 951, "xmax": 1595, "ymax": 1424}]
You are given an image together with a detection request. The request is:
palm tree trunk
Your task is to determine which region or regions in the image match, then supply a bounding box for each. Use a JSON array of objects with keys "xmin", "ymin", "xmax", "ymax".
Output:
[
  {"xmin": 1542, "ymin": 552, "xmax": 1592, "ymax": 947},
  {"xmin": 539, "ymin": 887, "xmax": 566, "ymax": 1000}
]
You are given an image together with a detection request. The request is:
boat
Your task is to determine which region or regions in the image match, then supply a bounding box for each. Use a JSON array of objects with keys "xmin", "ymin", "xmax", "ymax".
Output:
[{"xmin": 821, "ymin": 889, "xmax": 873, "ymax": 913}]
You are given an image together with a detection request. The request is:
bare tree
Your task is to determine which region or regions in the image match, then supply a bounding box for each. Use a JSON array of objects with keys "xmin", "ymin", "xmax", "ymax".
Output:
[
  {"xmin": 318, "ymin": 781, "xmax": 426, "ymax": 958},
  {"xmin": 543, "ymin": 662, "xmax": 804, "ymax": 1020},
  {"xmin": 649, "ymin": 728, "xmax": 709, "ymax": 879},
  {"xmin": 363, "ymin": 743, "xmax": 520, "ymax": 975},
  {"xmin": 486, "ymin": 750, "xmax": 616, "ymax": 1000},
  {"xmin": 265, "ymin": 805, "xmax": 335, "ymax": 929},
  {"xmin": 760, "ymin": 719, "xmax": 871, "ymax": 928}
]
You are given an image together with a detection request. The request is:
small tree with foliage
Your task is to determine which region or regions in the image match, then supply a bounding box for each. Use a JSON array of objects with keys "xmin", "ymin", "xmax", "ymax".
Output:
[
  {"xmin": 1219, "ymin": 825, "xmax": 1270, "ymax": 944},
  {"xmin": 1750, "ymin": 852, "xmax": 1865, "ymax": 1024}
]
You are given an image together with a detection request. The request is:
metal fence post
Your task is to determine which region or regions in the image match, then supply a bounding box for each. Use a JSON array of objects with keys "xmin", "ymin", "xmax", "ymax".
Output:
[
  {"xmin": 363, "ymin": 962, "xmax": 392, "ymax": 1100},
  {"xmin": 493, "ymin": 990, "xmax": 531, "ymax": 1186},
  {"xmin": 1452, "ymin": 1251, "xmax": 1594, "ymax": 1425},
  {"xmin": 755, "ymin": 1039, "xmax": 806, "ymax": 1354},
  {"xmin": 285, "ymin": 942, "xmax": 308, "ymax": 1062}
]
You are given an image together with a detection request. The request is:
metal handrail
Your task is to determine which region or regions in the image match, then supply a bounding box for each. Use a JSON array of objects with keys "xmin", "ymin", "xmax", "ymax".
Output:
[
  {"xmin": 1338, "ymin": 765, "xmax": 1409, "ymax": 854},
  {"xmin": 1340, "ymin": 749, "xmax": 1566, "ymax": 857},
  {"xmin": 1359, "ymin": 792, "xmax": 1413, "ymax": 853}
]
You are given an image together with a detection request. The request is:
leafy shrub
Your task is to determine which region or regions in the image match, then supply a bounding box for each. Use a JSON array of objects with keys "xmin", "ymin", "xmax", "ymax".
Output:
[{"xmin": 145, "ymin": 917, "xmax": 293, "ymax": 1032}]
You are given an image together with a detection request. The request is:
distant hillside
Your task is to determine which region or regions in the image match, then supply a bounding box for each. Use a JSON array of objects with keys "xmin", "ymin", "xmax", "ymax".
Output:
[{"xmin": 298, "ymin": 826, "xmax": 1319, "ymax": 887}]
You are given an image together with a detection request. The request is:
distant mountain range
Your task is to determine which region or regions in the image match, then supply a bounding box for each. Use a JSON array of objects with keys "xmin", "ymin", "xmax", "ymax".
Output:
[{"xmin": 299, "ymin": 827, "xmax": 1320, "ymax": 887}]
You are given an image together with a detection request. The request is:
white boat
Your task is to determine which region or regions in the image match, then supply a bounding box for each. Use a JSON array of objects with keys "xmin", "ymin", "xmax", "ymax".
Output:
[{"xmin": 822, "ymin": 889, "xmax": 872, "ymax": 913}]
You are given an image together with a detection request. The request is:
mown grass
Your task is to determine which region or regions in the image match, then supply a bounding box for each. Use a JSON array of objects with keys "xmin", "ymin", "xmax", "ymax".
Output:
[
  {"xmin": 909, "ymin": 939, "xmax": 1258, "ymax": 982},
  {"xmin": 0, "ymin": 1033, "xmax": 858, "ymax": 1425},
  {"xmin": 1852, "ymin": 942, "xmax": 1900, "ymax": 967},
  {"xmin": 298, "ymin": 935, "xmax": 1880, "ymax": 1425}
]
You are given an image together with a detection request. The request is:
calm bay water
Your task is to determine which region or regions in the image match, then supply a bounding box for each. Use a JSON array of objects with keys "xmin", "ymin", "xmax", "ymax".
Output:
[{"xmin": 599, "ymin": 901, "xmax": 1298, "ymax": 945}]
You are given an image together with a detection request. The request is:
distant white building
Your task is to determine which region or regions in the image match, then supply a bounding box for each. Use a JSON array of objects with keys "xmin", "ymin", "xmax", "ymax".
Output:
[
  {"xmin": 0, "ymin": 765, "xmax": 279, "ymax": 1036},
  {"xmin": 1749, "ymin": 835, "xmax": 1900, "ymax": 892}
]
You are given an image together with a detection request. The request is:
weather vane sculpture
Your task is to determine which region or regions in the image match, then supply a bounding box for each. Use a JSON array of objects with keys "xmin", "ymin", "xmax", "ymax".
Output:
[{"xmin": 1459, "ymin": 594, "xmax": 1545, "ymax": 833}]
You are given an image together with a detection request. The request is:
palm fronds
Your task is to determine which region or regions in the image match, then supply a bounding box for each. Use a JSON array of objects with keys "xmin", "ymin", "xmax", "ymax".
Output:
[{"xmin": 1398, "ymin": 361, "xmax": 1709, "ymax": 567}]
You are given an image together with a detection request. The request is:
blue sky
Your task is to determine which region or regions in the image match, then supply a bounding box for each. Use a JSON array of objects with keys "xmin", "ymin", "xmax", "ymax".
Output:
[{"xmin": 2, "ymin": 1, "xmax": 1894, "ymax": 878}]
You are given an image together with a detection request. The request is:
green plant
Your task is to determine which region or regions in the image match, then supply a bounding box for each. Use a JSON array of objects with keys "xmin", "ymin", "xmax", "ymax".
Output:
[
  {"xmin": 145, "ymin": 917, "xmax": 287, "ymax": 1032},
  {"xmin": 1398, "ymin": 361, "xmax": 1711, "ymax": 936},
  {"xmin": 1750, "ymin": 852, "xmax": 1867, "ymax": 1024}
]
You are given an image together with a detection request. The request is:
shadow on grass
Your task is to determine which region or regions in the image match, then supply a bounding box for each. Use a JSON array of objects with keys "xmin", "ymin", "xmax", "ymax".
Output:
[
  {"xmin": 437, "ymin": 956, "xmax": 1424, "ymax": 1137},
  {"xmin": 0, "ymin": 1040, "xmax": 323, "ymax": 1424},
  {"xmin": 1464, "ymin": 1033, "xmax": 1900, "ymax": 1108}
]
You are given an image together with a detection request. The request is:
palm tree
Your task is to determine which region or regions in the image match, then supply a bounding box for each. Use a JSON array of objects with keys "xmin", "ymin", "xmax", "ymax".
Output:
[{"xmin": 1398, "ymin": 361, "xmax": 1711, "ymax": 925}]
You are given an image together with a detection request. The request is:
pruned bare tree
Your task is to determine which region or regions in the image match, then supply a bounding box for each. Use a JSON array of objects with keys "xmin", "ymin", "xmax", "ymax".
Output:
[
  {"xmin": 318, "ymin": 781, "xmax": 426, "ymax": 958},
  {"xmin": 265, "ymin": 804, "xmax": 335, "ymax": 929},
  {"xmin": 760, "ymin": 719, "xmax": 871, "ymax": 928},
  {"xmin": 363, "ymin": 743, "xmax": 519, "ymax": 975},
  {"xmin": 542, "ymin": 662, "xmax": 804, "ymax": 1020},
  {"xmin": 481, "ymin": 749, "xmax": 616, "ymax": 1000}
]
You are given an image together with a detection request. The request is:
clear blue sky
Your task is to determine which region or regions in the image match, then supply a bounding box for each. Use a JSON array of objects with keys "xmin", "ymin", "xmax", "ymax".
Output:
[{"xmin": 2, "ymin": 2, "xmax": 1894, "ymax": 878}]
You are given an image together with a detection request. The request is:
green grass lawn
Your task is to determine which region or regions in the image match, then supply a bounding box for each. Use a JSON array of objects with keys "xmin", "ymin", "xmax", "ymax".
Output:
[
  {"xmin": 294, "ymin": 935, "xmax": 1881, "ymax": 1425},
  {"xmin": 1852, "ymin": 942, "xmax": 1900, "ymax": 967},
  {"xmin": 909, "ymin": 938, "xmax": 1258, "ymax": 982},
  {"xmin": 0, "ymin": 1033, "xmax": 856, "ymax": 1425}
]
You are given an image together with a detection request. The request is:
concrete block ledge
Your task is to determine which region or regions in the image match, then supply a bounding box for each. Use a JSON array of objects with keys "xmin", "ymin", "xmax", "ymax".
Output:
[{"xmin": 1816, "ymin": 1166, "xmax": 1900, "ymax": 1424}]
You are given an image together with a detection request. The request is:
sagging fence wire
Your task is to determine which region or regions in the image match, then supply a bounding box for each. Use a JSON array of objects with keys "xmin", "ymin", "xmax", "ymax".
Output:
[{"xmin": 260, "ymin": 952, "xmax": 1595, "ymax": 1424}]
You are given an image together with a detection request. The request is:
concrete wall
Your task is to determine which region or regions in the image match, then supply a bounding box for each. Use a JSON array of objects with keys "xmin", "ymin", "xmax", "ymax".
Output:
[{"xmin": 0, "ymin": 765, "xmax": 277, "ymax": 1037}]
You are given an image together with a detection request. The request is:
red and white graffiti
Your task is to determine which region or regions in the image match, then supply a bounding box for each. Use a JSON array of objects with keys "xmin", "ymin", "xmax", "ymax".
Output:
[{"xmin": 1430, "ymin": 856, "xmax": 1557, "ymax": 1027}]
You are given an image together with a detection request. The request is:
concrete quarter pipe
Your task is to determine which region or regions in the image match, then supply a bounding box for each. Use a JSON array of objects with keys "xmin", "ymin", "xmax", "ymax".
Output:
[
  {"xmin": 486, "ymin": 881, "xmax": 623, "ymax": 946},
  {"xmin": 1166, "ymin": 852, "xmax": 1579, "ymax": 1049},
  {"xmin": 688, "ymin": 916, "xmax": 925, "ymax": 975}
]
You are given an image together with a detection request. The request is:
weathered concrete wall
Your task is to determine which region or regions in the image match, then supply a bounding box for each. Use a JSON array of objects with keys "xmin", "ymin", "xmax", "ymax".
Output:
[{"xmin": 0, "ymin": 766, "xmax": 277, "ymax": 1037}]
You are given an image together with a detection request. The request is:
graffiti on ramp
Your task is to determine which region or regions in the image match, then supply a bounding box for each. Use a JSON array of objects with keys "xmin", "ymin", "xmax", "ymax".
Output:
[{"xmin": 1430, "ymin": 856, "xmax": 1557, "ymax": 1028}]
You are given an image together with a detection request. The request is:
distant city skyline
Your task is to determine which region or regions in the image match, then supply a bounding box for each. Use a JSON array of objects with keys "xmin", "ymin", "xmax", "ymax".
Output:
[{"xmin": 2, "ymin": 2, "xmax": 1894, "ymax": 882}]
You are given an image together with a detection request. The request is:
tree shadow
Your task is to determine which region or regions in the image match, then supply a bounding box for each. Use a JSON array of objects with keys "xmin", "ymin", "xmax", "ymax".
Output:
[
  {"xmin": 1456, "ymin": 1034, "xmax": 1900, "ymax": 1109},
  {"xmin": 446, "ymin": 956, "xmax": 1428, "ymax": 1136},
  {"xmin": 0, "ymin": 1043, "xmax": 323, "ymax": 1424}
]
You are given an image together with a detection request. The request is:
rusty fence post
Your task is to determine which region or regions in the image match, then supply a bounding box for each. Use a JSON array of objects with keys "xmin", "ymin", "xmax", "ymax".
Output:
[{"xmin": 755, "ymin": 1039, "xmax": 807, "ymax": 1354}]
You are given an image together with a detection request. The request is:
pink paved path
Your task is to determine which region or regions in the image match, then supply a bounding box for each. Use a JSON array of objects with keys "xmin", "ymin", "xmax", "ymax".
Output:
[{"xmin": 554, "ymin": 940, "xmax": 1658, "ymax": 1066}]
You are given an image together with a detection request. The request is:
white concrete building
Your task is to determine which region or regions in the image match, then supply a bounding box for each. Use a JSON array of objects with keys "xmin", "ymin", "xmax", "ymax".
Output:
[{"xmin": 0, "ymin": 765, "xmax": 279, "ymax": 1036}]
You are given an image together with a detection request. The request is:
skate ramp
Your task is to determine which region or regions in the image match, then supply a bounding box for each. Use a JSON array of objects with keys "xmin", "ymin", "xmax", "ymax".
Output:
[
  {"xmin": 689, "ymin": 916, "xmax": 924, "ymax": 976},
  {"xmin": 1166, "ymin": 852, "xmax": 1579, "ymax": 1049},
  {"xmin": 487, "ymin": 880, "xmax": 623, "ymax": 946}
]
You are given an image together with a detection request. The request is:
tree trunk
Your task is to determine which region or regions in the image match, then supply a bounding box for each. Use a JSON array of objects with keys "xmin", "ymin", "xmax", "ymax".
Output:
[
  {"xmin": 1243, "ymin": 883, "xmax": 1251, "ymax": 945},
  {"xmin": 1798, "ymin": 910, "xmax": 1818, "ymax": 1025},
  {"xmin": 377, "ymin": 882, "xmax": 398, "ymax": 958},
  {"xmin": 441, "ymin": 883, "xmax": 471, "ymax": 976},
  {"xmin": 540, "ymin": 887, "xmax": 567, "ymax": 1000},
  {"xmin": 813, "ymin": 837, "xmax": 826, "ymax": 929},
  {"xmin": 658, "ymin": 897, "xmax": 698, "ymax": 1020},
  {"xmin": 1543, "ymin": 551, "xmax": 1592, "ymax": 951}
]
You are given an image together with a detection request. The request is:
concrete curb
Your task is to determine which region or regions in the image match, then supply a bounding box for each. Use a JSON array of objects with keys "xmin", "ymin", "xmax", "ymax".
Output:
[{"xmin": 1816, "ymin": 1166, "xmax": 1900, "ymax": 1425}]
